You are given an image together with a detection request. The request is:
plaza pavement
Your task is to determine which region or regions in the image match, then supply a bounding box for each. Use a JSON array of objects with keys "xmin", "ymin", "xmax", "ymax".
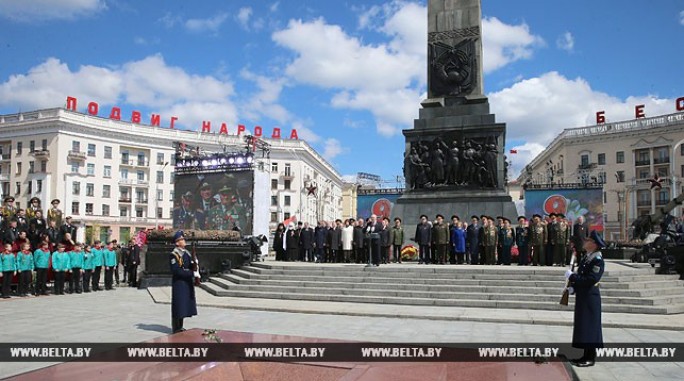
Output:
[{"xmin": 0, "ymin": 282, "xmax": 682, "ymax": 380}]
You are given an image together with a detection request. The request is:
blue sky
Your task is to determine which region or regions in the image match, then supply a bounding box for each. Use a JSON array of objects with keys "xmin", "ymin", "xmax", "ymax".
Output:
[{"xmin": 1, "ymin": 0, "xmax": 683, "ymax": 183}]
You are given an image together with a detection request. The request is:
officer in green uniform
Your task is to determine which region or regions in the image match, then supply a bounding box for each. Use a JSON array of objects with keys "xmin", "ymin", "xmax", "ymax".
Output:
[
  {"xmin": 1, "ymin": 196, "xmax": 17, "ymax": 230},
  {"xmin": 207, "ymin": 186, "xmax": 239, "ymax": 231},
  {"xmin": 47, "ymin": 199, "xmax": 63, "ymax": 228},
  {"xmin": 529, "ymin": 214, "xmax": 547, "ymax": 266},
  {"xmin": 432, "ymin": 214, "xmax": 450, "ymax": 264},
  {"xmin": 553, "ymin": 213, "xmax": 570, "ymax": 266},
  {"xmin": 482, "ymin": 216, "xmax": 498, "ymax": 265}
]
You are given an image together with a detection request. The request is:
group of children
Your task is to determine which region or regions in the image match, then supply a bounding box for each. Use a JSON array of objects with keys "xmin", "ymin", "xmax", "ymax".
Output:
[{"xmin": 0, "ymin": 240, "xmax": 118, "ymax": 298}]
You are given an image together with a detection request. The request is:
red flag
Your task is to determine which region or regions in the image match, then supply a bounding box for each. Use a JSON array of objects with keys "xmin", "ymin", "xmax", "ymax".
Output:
[{"xmin": 510, "ymin": 149, "xmax": 518, "ymax": 154}]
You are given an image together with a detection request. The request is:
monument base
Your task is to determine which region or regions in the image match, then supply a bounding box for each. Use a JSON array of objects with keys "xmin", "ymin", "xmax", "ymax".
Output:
[{"xmin": 394, "ymin": 190, "xmax": 517, "ymax": 227}]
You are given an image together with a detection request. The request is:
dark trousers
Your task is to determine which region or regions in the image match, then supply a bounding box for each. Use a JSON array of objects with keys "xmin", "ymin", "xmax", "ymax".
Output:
[
  {"xmin": 518, "ymin": 245, "xmax": 529, "ymax": 265},
  {"xmin": 468, "ymin": 246, "xmax": 479, "ymax": 265},
  {"xmin": 370, "ymin": 240, "xmax": 381, "ymax": 265},
  {"xmin": 315, "ymin": 247, "xmax": 324, "ymax": 263},
  {"xmin": 2, "ymin": 271, "xmax": 13, "ymax": 297},
  {"xmin": 419, "ymin": 244, "xmax": 430, "ymax": 264},
  {"xmin": 54, "ymin": 271, "xmax": 65, "ymax": 295},
  {"xmin": 456, "ymin": 252, "xmax": 465, "ymax": 264},
  {"xmin": 121, "ymin": 263, "xmax": 127, "ymax": 283},
  {"xmin": 484, "ymin": 246, "xmax": 496, "ymax": 265},
  {"xmin": 546, "ymin": 244, "xmax": 554, "ymax": 266},
  {"xmin": 393, "ymin": 245, "xmax": 402, "ymax": 263},
  {"xmin": 304, "ymin": 249, "xmax": 314, "ymax": 262},
  {"xmin": 114, "ymin": 264, "xmax": 120, "ymax": 283},
  {"xmin": 172, "ymin": 318, "xmax": 185, "ymax": 333},
  {"xmin": 83, "ymin": 269, "xmax": 92, "ymax": 292},
  {"xmin": 532, "ymin": 245, "xmax": 545, "ymax": 266},
  {"xmin": 92, "ymin": 266, "xmax": 102, "ymax": 290},
  {"xmin": 343, "ymin": 250, "xmax": 352, "ymax": 263},
  {"xmin": 128, "ymin": 265, "xmax": 138, "ymax": 286},
  {"xmin": 554, "ymin": 245, "xmax": 566, "ymax": 266},
  {"xmin": 36, "ymin": 268, "xmax": 48, "ymax": 295},
  {"xmin": 435, "ymin": 244, "xmax": 447, "ymax": 264},
  {"xmin": 354, "ymin": 247, "xmax": 365, "ymax": 263},
  {"xmin": 501, "ymin": 245, "xmax": 512, "ymax": 265},
  {"xmin": 104, "ymin": 267, "xmax": 114, "ymax": 290},
  {"xmin": 19, "ymin": 270, "xmax": 31, "ymax": 295},
  {"xmin": 583, "ymin": 348, "xmax": 597, "ymax": 361},
  {"xmin": 381, "ymin": 246, "xmax": 390, "ymax": 264},
  {"xmin": 69, "ymin": 268, "xmax": 82, "ymax": 293}
]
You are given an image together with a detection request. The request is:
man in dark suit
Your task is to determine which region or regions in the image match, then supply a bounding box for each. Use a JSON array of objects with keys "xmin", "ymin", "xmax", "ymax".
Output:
[
  {"xmin": 571, "ymin": 216, "xmax": 589, "ymax": 262},
  {"xmin": 353, "ymin": 218, "xmax": 365, "ymax": 264},
  {"xmin": 127, "ymin": 240, "xmax": 141, "ymax": 287},
  {"xmin": 379, "ymin": 217, "xmax": 391, "ymax": 264},
  {"xmin": 314, "ymin": 221, "xmax": 327, "ymax": 263},
  {"xmin": 299, "ymin": 222, "xmax": 315, "ymax": 262},
  {"xmin": 331, "ymin": 220, "xmax": 343, "ymax": 263},
  {"xmin": 466, "ymin": 215, "xmax": 481, "ymax": 265},
  {"xmin": 365, "ymin": 214, "xmax": 383, "ymax": 266},
  {"xmin": 60, "ymin": 216, "xmax": 77, "ymax": 241},
  {"xmin": 414, "ymin": 215, "xmax": 432, "ymax": 264}
]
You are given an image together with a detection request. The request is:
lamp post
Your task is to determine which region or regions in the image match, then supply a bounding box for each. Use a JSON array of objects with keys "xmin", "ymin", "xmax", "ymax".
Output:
[{"xmin": 155, "ymin": 162, "xmax": 169, "ymax": 229}]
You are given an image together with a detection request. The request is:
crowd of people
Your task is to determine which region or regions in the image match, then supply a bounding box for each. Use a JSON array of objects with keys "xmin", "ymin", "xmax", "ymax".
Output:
[
  {"xmin": 271, "ymin": 213, "xmax": 591, "ymax": 267},
  {"xmin": 0, "ymin": 196, "xmax": 141, "ymax": 298}
]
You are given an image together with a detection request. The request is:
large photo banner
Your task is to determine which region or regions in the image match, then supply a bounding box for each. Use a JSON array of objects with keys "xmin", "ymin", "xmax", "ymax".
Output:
[
  {"xmin": 173, "ymin": 170, "xmax": 254, "ymax": 235},
  {"xmin": 524, "ymin": 188, "xmax": 604, "ymax": 232},
  {"xmin": 357, "ymin": 192, "xmax": 401, "ymax": 220}
]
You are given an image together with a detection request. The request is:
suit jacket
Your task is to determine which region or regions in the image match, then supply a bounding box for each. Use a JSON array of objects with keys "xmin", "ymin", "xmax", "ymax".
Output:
[
  {"xmin": 466, "ymin": 224, "xmax": 481, "ymax": 252},
  {"xmin": 414, "ymin": 223, "xmax": 432, "ymax": 245},
  {"xmin": 299, "ymin": 227, "xmax": 314, "ymax": 249},
  {"xmin": 380, "ymin": 225, "xmax": 391, "ymax": 247},
  {"xmin": 572, "ymin": 223, "xmax": 589, "ymax": 247},
  {"xmin": 352, "ymin": 226, "xmax": 365, "ymax": 248}
]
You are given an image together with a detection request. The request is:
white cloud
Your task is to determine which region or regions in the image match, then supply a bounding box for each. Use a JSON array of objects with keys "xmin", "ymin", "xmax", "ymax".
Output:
[
  {"xmin": 185, "ymin": 12, "xmax": 229, "ymax": 33},
  {"xmin": 556, "ymin": 31, "xmax": 574, "ymax": 52},
  {"xmin": 158, "ymin": 12, "xmax": 181, "ymax": 28},
  {"xmin": 322, "ymin": 138, "xmax": 347, "ymax": 159},
  {"xmin": 269, "ymin": 2, "xmax": 280, "ymax": 13},
  {"xmin": 0, "ymin": 0, "xmax": 105, "ymax": 21},
  {"xmin": 237, "ymin": 7, "xmax": 252, "ymax": 29},
  {"xmin": 507, "ymin": 142, "xmax": 545, "ymax": 179},
  {"xmin": 489, "ymin": 71, "xmax": 676, "ymax": 176},
  {"xmin": 481, "ymin": 16, "xmax": 544, "ymax": 73}
]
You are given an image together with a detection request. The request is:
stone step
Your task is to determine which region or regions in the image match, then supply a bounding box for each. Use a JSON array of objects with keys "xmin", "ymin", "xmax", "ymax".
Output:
[
  {"xmin": 200, "ymin": 286, "xmax": 684, "ymax": 314},
  {"xmin": 220, "ymin": 274, "xmax": 684, "ymax": 298},
  {"xmin": 210, "ymin": 277, "xmax": 684, "ymax": 306},
  {"xmin": 229, "ymin": 269, "xmax": 684, "ymax": 290}
]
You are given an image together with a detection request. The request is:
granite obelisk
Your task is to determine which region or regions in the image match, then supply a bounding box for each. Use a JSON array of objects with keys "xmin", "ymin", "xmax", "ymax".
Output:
[{"xmin": 394, "ymin": 0, "xmax": 517, "ymax": 223}]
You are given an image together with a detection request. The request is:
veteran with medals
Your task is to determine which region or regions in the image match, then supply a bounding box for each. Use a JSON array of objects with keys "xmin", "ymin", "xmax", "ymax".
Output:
[
  {"xmin": 1, "ymin": 196, "xmax": 16, "ymax": 229},
  {"xmin": 207, "ymin": 186, "xmax": 239, "ymax": 231},
  {"xmin": 47, "ymin": 199, "xmax": 63, "ymax": 228},
  {"xmin": 169, "ymin": 230, "xmax": 198, "ymax": 333}
]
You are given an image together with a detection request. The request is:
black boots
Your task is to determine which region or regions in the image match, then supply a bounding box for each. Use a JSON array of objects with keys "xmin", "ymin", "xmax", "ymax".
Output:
[{"xmin": 171, "ymin": 318, "xmax": 186, "ymax": 334}]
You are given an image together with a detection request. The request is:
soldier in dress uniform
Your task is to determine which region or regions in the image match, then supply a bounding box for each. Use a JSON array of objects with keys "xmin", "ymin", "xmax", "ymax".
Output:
[
  {"xmin": 207, "ymin": 187, "xmax": 239, "ymax": 231},
  {"xmin": 196, "ymin": 183, "xmax": 217, "ymax": 213},
  {"xmin": 47, "ymin": 199, "xmax": 63, "ymax": 228},
  {"xmin": 529, "ymin": 214, "xmax": 547, "ymax": 266},
  {"xmin": 170, "ymin": 230, "xmax": 198, "ymax": 333},
  {"xmin": 234, "ymin": 179, "xmax": 252, "ymax": 233},
  {"xmin": 515, "ymin": 216, "xmax": 529, "ymax": 265},
  {"xmin": 552, "ymin": 213, "xmax": 570, "ymax": 266},
  {"xmin": 566, "ymin": 230, "xmax": 605, "ymax": 367},
  {"xmin": 173, "ymin": 192, "xmax": 197, "ymax": 230},
  {"xmin": 26, "ymin": 197, "xmax": 42, "ymax": 220},
  {"xmin": 482, "ymin": 216, "xmax": 498, "ymax": 265},
  {"xmin": 1, "ymin": 196, "xmax": 17, "ymax": 230},
  {"xmin": 546, "ymin": 213, "xmax": 557, "ymax": 266}
]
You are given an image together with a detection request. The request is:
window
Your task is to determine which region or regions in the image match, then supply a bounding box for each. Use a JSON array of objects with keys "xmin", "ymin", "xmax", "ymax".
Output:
[
  {"xmin": 156, "ymin": 171, "xmax": 163, "ymax": 184},
  {"xmin": 284, "ymin": 179, "xmax": 291, "ymax": 190},
  {"xmin": 41, "ymin": 139, "xmax": 47, "ymax": 150},
  {"xmin": 102, "ymin": 204, "xmax": 110, "ymax": 216},
  {"xmin": 120, "ymin": 169, "xmax": 128, "ymax": 179},
  {"xmin": 616, "ymin": 170, "xmax": 625, "ymax": 183},
  {"xmin": 157, "ymin": 208, "xmax": 163, "ymax": 219},
  {"xmin": 271, "ymin": 196, "xmax": 278, "ymax": 206},
  {"xmin": 270, "ymin": 212, "xmax": 278, "ymax": 222},
  {"xmin": 136, "ymin": 190, "xmax": 145, "ymax": 202},
  {"xmin": 27, "ymin": 181, "xmax": 32, "ymax": 194},
  {"xmin": 580, "ymin": 155, "xmax": 589, "ymax": 166},
  {"xmin": 157, "ymin": 190, "xmax": 163, "ymax": 201},
  {"xmin": 157, "ymin": 153, "xmax": 164, "ymax": 165},
  {"xmin": 284, "ymin": 212, "xmax": 290, "ymax": 220},
  {"xmin": 16, "ymin": 142, "xmax": 22, "ymax": 155},
  {"xmin": 15, "ymin": 182, "xmax": 20, "ymax": 195},
  {"xmin": 85, "ymin": 203, "xmax": 93, "ymax": 215},
  {"xmin": 86, "ymin": 183, "xmax": 94, "ymax": 197},
  {"xmin": 103, "ymin": 165, "xmax": 111, "ymax": 178},
  {"xmin": 284, "ymin": 163, "xmax": 291, "ymax": 176},
  {"xmin": 87, "ymin": 144, "xmax": 96, "ymax": 157},
  {"xmin": 603, "ymin": 192, "xmax": 607, "ymax": 203},
  {"xmin": 121, "ymin": 150, "xmax": 129, "ymax": 164},
  {"xmin": 103, "ymin": 185, "xmax": 111, "ymax": 198},
  {"xmin": 136, "ymin": 207, "xmax": 144, "ymax": 218},
  {"xmin": 71, "ymin": 202, "xmax": 79, "ymax": 215},
  {"xmin": 655, "ymin": 147, "xmax": 669, "ymax": 163},
  {"xmin": 658, "ymin": 189, "xmax": 670, "ymax": 204},
  {"xmin": 681, "ymin": 165, "xmax": 684, "ymax": 178},
  {"xmin": 271, "ymin": 179, "xmax": 278, "ymax": 189},
  {"xmin": 271, "ymin": 162, "xmax": 278, "ymax": 173},
  {"xmin": 70, "ymin": 162, "xmax": 78, "ymax": 173},
  {"xmin": 597, "ymin": 153, "xmax": 605, "ymax": 165},
  {"xmin": 87, "ymin": 163, "xmax": 95, "ymax": 176},
  {"xmin": 636, "ymin": 149, "xmax": 650, "ymax": 165},
  {"xmin": 598, "ymin": 171, "xmax": 606, "ymax": 183},
  {"xmin": 657, "ymin": 166, "xmax": 669, "ymax": 177},
  {"xmin": 36, "ymin": 180, "xmax": 42, "ymax": 193},
  {"xmin": 72, "ymin": 182, "xmax": 81, "ymax": 195},
  {"xmin": 16, "ymin": 162, "xmax": 21, "ymax": 175},
  {"xmin": 284, "ymin": 195, "xmax": 291, "ymax": 206},
  {"xmin": 637, "ymin": 190, "xmax": 650, "ymax": 206},
  {"xmin": 104, "ymin": 146, "xmax": 112, "ymax": 159},
  {"xmin": 40, "ymin": 161, "xmax": 47, "ymax": 173},
  {"xmin": 72, "ymin": 141, "xmax": 80, "ymax": 152},
  {"xmin": 616, "ymin": 151, "xmax": 624, "ymax": 164},
  {"xmin": 120, "ymin": 207, "xmax": 128, "ymax": 217},
  {"xmin": 28, "ymin": 161, "xmax": 34, "ymax": 174},
  {"xmin": 29, "ymin": 141, "xmax": 35, "ymax": 152},
  {"xmin": 137, "ymin": 152, "xmax": 145, "ymax": 166},
  {"xmin": 137, "ymin": 170, "xmax": 145, "ymax": 181},
  {"xmin": 637, "ymin": 168, "xmax": 650, "ymax": 179}
]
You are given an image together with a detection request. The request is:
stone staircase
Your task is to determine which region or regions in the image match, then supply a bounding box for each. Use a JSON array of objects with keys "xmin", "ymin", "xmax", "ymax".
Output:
[{"xmin": 199, "ymin": 262, "xmax": 684, "ymax": 314}]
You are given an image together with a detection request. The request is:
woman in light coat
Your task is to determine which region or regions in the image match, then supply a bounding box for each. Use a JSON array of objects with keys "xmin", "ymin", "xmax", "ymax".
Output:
[{"xmin": 341, "ymin": 219, "xmax": 354, "ymax": 263}]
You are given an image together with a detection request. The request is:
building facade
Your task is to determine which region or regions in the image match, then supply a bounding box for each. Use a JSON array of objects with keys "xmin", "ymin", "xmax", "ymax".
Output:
[
  {"xmin": 518, "ymin": 111, "xmax": 684, "ymax": 240},
  {"xmin": 0, "ymin": 108, "xmax": 343, "ymax": 243}
]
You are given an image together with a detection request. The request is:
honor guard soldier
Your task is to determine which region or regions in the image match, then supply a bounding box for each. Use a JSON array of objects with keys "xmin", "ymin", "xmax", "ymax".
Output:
[
  {"xmin": 1, "ymin": 196, "xmax": 17, "ymax": 229},
  {"xmin": 170, "ymin": 230, "xmax": 198, "ymax": 333},
  {"xmin": 47, "ymin": 199, "xmax": 63, "ymax": 228},
  {"xmin": 529, "ymin": 214, "xmax": 547, "ymax": 266},
  {"xmin": 26, "ymin": 197, "xmax": 43, "ymax": 220},
  {"xmin": 1, "ymin": 243, "xmax": 17, "ymax": 298},
  {"xmin": 482, "ymin": 216, "xmax": 498, "ymax": 265},
  {"xmin": 207, "ymin": 187, "xmax": 239, "ymax": 231},
  {"xmin": 552, "ymin": 213, "xmax": 570, "ymax": 266},
  {"xmin": 173, "ymin": 192, "xmax": 197, "ymax": 230},
  {"xmin": 566, "ymin": 230, "xmax": 606, "ymax": 367},
  {"xmin": 34, "ymin": 242, "xmax": 51, "ymax": 295}
]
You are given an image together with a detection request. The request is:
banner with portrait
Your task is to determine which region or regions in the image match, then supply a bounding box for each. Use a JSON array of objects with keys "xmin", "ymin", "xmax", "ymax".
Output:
[{"xmin": 524, "ymin": 188, "xmax": 604, "ymax": 232}]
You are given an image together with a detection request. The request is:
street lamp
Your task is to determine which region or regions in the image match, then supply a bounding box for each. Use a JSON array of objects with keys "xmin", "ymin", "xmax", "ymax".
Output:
[{"xmin": 155, "ymin": 162, "xmax": 169, "ymax": 228}]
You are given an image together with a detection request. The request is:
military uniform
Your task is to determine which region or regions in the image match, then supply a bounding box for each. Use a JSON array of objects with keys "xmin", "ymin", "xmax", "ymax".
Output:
[
  {"xmin": 515, "ymin": 221, "xmax": 529, "ymax": 265},
  {"xmin": 170, "ymin": 231, "xmax": 198, "ymax": 333},
  {"xmin": 529, "ymin": 219, "xmax": 547, "ymax": 266},
  {"xmin": 498, "ymin": 224, "xmax": 515, "ymax": 265},
  {"xmin": 47, "ymin": 200, "xmax": 64, "ymax": 228},
  {"xmin": 432, "ymin": 218, "xmax": 450, "ymax": 264},
  {"xmin": 26, "ymin": 197, "xmax": 42, "ymax": 220},
  {"xmin": 552, "ymin": 218, "xmax": 570, "ymax": 266},
  {"xmin": 1, "ymin": 197, "xmax": 17, "ymax": 230},
  {"xmin": 482, "ymin": 222, "xmax": 498, "ymax": 265}
]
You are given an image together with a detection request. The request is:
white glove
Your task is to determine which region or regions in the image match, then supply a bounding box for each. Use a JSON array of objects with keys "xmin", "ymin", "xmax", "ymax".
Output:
[
  {"xmin": 568, "ymin": 287, "xmax": 575, "ymax": 295},
  {"xmin": 193, "ymin": 271, "xmax": 200, "ymax": 279},
  {"xmin": 564, "ymin": 269, "xmax": 573, "ymax": 279}
]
